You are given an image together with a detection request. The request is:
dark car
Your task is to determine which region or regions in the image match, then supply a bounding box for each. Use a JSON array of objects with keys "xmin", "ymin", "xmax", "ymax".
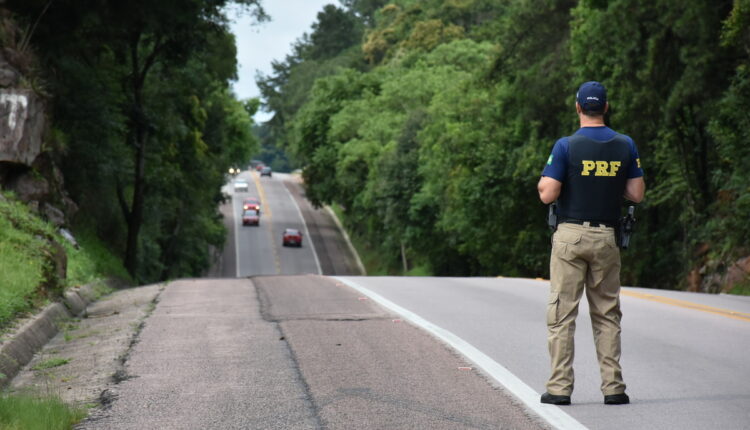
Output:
[
  {"xmin": 242, "ymin": 197, "xmax": 261, "ymax": 213},
  {"xmin": 242, "ymin": 209, "xmax": 260, "ymax": 226},
  {"xmin": 260, "ymin": 166, "xmax": 272, "ymax": 177},
  {"xmin": 282, "ymin": 228, "xmax": 302, "ymax": 247}
]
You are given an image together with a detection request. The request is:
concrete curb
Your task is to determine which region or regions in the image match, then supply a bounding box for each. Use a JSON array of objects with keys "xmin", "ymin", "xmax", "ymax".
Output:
[
  {"xmin": 324, "ymin": 205, "xmax": 367, "ymax": 276},
  {"xmin": 0, "ymin": 279, "xmax": 120, "ymax": 387}
]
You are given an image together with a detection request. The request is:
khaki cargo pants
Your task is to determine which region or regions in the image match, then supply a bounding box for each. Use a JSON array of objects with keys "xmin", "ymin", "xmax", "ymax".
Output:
[{"xmin": 546, "ymin": 222, "xmax": 626, "ymax": 396}]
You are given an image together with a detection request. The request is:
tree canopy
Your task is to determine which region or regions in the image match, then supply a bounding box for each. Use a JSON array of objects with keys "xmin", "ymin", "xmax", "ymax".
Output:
[
  {"xmin": 259, "ymin": 0, "xmax": 750, "ymax": 292},
  {"xmin": 9, "ymin": 0, "xmax": 265, "ymax": 281}
]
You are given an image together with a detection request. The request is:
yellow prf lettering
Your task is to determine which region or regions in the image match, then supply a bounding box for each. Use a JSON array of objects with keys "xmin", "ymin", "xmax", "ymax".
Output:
[
  {"xmin": 596, "ymin": 161, "xmax": 609, "ymax": 176},
  {"xmin": 581, "ymin": 160, "xmax": 622, "ymax": 176},
  {"xmin": 609, "ymin": 161, "xmax": 621, "ymax": 176},
  {"xmin": 581, "ymin": 160, "xmax": 596, "ymax": 176}
]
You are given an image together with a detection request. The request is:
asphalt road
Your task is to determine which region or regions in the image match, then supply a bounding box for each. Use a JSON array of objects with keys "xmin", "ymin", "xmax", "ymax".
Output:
[
  {"xmin": 335, "ymin": 276, "xmax": 750, "ymax": 430},
  {"xmin": 208, "ymin": 171, "xmax": 361, "ymax": 277},
  {"xmin": 81, "ymin": 171, "xmax": 750, "ymax": 429}
]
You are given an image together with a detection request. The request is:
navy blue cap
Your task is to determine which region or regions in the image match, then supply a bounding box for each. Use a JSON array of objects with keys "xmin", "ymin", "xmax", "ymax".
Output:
[{"xmin": 576, "ymin": 81, "xmax": 607, "ymax": 112}]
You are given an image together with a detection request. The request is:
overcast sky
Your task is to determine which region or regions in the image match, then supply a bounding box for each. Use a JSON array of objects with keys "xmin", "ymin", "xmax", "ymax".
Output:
[{"xmin": 228, "ymin": 1, "xmax": 336, "ymax": 123}]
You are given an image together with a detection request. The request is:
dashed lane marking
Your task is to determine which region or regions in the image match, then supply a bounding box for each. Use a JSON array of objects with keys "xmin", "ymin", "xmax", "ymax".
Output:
[{"xmin": 251, "ymin": 171, "xmax": 281, "ymax": 274}]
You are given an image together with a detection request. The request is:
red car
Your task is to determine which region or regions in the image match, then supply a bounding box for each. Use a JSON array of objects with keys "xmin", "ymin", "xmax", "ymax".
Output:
[
  {"xmin": 282, "ymin": 228, "xmax": 303, "ymax": 247},
  {"xmin": 242, "ymin": 209, "xmax": 260, "ymax": 226},
  {"xmin": 242, "ymin": 197, "xmax": 261, "ymax": 213}
]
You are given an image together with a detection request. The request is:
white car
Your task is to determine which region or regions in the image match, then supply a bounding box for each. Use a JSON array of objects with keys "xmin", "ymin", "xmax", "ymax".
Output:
[{"xmin": 233, "ymin": 179, "xmax": 249, "ymax": 193}]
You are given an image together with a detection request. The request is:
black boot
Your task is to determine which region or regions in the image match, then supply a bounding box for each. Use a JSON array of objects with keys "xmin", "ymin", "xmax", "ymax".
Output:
[
  {"xmin": 540, "ymin": 392, "xmax": 571, "ymax": 405},
  {"xmin": 604, "ymin": 393, "xmax": 630, "ymax": 405}
]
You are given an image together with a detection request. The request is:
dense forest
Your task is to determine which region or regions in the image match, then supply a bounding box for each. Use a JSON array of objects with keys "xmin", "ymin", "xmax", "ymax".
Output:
[
  {"xmin": 259, "ymin": 0, "xmax": 750, "ymax": 292},
  {"xmin": 7, "ymin": 1, "xmax": 750, "ymax": 292},
  {"xmin": 7, "ymin": 0, "xmax": 266, "ymax": 282}
]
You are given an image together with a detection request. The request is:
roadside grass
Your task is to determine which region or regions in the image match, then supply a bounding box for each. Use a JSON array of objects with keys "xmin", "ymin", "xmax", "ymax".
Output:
[
  {"xmin": 405, "ymin": 264, "xmax": 432, "ymax": 276},
  {"xmin": 0, "ymin": 394, "xmax": 86, "ymax": 430},
  {"xmin": 31, "ymin": 358, "xmax": 70, "ymax": 371},
  {"xmin": 64, "ymin": 228, "xmax": 131, "ymax": 289},
  {"xmin": 1, "ymin": 193, "xmax": 130, "ymax": 428},
  {"xmin": 0, "ymin": 193, "xmax": 51, "ymax": 329},
  {"xmin": 329, "ymin": 204, "xmax": 434, "ymax": 276},
  {"xmin": 729, "ymin": 279, "xmax": 750, "ymax": 296},
  {"xmin": 0, "ymin": 192, "xmax": 130, "ymax": 331}
]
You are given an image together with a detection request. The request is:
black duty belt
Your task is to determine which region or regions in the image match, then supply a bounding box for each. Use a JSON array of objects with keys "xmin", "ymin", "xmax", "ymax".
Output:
[{"xmin": 560, "ymin": 218, "xmax": 615, "ymax": 228}]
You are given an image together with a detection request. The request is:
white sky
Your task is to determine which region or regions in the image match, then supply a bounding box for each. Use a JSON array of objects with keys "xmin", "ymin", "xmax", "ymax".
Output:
[{"xmin": 228, "ymin": 1, "xmax": 336, "ymax": 123}]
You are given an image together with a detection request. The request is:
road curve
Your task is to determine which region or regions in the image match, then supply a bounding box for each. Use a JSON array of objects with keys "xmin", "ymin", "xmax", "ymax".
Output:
[{"xmin": 209, "ymin": 171, "xmax": 360, "ymax": 278}]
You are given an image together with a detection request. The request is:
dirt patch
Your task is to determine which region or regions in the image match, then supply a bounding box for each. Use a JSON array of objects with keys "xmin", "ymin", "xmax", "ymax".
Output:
[{"xmin": 5, "ymin": 284, "xmax": 163, "ymax": 408}]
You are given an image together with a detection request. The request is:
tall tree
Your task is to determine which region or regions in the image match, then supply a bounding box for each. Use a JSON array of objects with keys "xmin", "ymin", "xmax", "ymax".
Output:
[{"xmin": 11, "ymin": 0, "xmax": 266, "ymax": 280}]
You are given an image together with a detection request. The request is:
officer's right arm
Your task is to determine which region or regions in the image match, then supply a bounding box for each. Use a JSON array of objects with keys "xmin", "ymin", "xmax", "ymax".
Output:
[
  {"xmin": 538, "ymin": 176, "xmax": 562, "ymax": 204},
  {"xmin": 624, "ymin": 177, "xmax": 645, "ymax": 203}
]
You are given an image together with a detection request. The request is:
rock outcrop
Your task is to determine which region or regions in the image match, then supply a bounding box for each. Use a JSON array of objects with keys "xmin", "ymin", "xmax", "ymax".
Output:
[
  {"xmin": 0, "ymin": 88, "xmax": 44, "ymax": 166},
  {"xmin": 0, "ymin": 9, "xmax": 76, "ymax": 227}
]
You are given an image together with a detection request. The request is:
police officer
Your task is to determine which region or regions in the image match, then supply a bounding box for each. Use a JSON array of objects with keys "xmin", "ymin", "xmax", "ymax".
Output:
[{"xmin": 537, "ymin": 81, "xmax": 645, "ymax": 405}]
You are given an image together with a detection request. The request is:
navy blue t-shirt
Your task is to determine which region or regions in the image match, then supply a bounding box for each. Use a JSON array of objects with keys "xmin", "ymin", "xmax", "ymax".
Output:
[{"xmin": 542, "ymin": 126, "xmax": 643, "ymax": 181}]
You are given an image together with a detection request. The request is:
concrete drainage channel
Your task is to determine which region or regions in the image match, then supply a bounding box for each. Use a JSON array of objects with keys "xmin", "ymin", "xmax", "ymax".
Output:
[
  {"xmin": 0, "ymin": 280, "xmax": 111, "ymax": 386},
  {"xmin": 0, "ymin": 280, "xmax": 163, "ymax": 411}
]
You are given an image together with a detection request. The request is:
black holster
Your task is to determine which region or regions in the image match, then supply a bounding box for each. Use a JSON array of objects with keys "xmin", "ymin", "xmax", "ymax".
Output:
[
  {"xmin": 618, "ymin": 205, "xmax": 636, "ymax": 249},
  {"xmin": 548, "ymin": 202, "xmax": 558, "ymax": 233}
]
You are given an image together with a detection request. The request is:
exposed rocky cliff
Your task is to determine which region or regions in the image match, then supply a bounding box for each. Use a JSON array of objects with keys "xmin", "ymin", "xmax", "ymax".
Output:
[{"xmin": 0, "ymin": 8, "xmax": 76, "ymax": 227}]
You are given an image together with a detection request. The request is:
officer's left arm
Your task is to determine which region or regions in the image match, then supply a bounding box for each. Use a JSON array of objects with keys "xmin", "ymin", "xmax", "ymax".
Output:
[
  {"xmin": 538, "ymin": 176, "xmax": 562, "ymax": 204},
  {"xmin": 624, "ymin": 139, "xmax": 645, "ymax": 203},
  {"xmin": 624, "ymin": 177, "xmax": 645, "ymax": 203}
]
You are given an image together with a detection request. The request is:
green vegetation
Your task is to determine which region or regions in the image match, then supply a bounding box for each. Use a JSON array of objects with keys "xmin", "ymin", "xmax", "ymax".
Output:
[
  {"xmin": 332, "ymin": 203, "xmax": 431, "ymax": 276},
  {"xmin": 6, "ymin": 1, "xmax": 749, "ymax": 292},
  {"xmin": 8, "ymin": 0, "xmax": 266, "ymax": 283},
  {"xmin": 729, "ymin": 280, "xmax": 750, "ymax": 296},
  {"xmin": 0, "ymin": 194, "xmax": 48, "ymax": 326},
  {"xmin": 259, "ymin": 0, "xmax": 750, "ymax": 292},
  {"xmin": 0, "ymin": 193, "xmax": 126, "ymax": 331},
  {"xmin": 0, "ymin": 394, "xmax": 86, "ymax": 430},
  {"xmin": 64, "ymin": 230, "xmax": 130, "ymax": 289},
  {"xmin": 31, "ymin": 358, "xmax": 70, "ymax": 371}
]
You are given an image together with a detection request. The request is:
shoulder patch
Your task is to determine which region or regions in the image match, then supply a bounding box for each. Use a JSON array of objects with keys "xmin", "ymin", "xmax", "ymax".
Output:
[{"xmin": 547, "ymin": 154, "xmax": 554, "ymax": 165}]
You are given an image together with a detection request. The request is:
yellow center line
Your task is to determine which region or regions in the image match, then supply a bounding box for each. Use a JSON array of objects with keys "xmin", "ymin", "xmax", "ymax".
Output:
[
  {"xmin": 250, "ymin": 171, "xmax": 281, "ymax": 274},
  {"xmin": 621, "ymin": 290, "xmax": 750, "ymax": 323}
]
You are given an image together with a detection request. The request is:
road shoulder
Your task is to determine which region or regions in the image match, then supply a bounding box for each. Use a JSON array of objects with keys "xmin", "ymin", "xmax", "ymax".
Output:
[
  {"xmin": 283, "ymin": 178, "xmax": 364, "ymax": 276},
  {"xmin": 6, "ymin": 283, "xmax": 163, "ymax": 407},
  {"xmin": 256, "ymin": 275, "xmax": 548, "ymax": 430}
]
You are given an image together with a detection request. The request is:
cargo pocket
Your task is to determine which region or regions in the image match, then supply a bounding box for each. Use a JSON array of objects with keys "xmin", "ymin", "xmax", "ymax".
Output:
[
  {"xmin": 546, "ymin": 292, "xmax": 560, "ymax": 326},
  {"xmin": 554, "ymin": 230, "xmax": 582, "ymax": 246},
  {"xmin": 552, "ymin": 230, "xmax": 581, "ymax": 261}
]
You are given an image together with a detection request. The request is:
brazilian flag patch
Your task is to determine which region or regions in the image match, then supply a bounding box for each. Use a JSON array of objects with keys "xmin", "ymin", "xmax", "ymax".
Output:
[{"xmin": 547, "ymin": 154, "xmax": 554, "ymax": 165}]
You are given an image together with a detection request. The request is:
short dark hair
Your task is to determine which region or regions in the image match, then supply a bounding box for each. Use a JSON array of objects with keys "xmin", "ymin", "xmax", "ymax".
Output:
[{"xmin": 581, "ymin": 108, "xmax": 605, "ymax": 117}]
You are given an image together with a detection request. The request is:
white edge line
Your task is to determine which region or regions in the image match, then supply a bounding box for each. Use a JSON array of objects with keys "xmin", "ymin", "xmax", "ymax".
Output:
[
  {"xmin": 332, "ymin": 276, "xmax": 588, "ymax": 430},
  {"xmin": 282, "ymin": 180, "xmax": 322, "ymax": 275},
  {"xmin": 323, "ymin": 205, "xmax": 366, "ymax": 275},
  {"xmin": 232, "ymin": 186, "xmax": 240, "ymax": 278}
]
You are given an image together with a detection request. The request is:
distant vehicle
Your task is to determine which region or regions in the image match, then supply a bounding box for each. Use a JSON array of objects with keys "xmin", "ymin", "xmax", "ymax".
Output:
[
  {"xmin": 241, "ymin": 209, "xmax": 260, "ymax": 226},
  {"xmin": 282, "ymin": 228, "xmax": 302, "ymax": 247},
  {"xmin": 242, "ymin": 197, "xmax": 261, "ymax": 213},
  {"xmin": 255, "ymin": 164, "xmax": 265, "ymax": 171},
  {"xmin": 260, "ymin": 166, "xmax": 272, "ymax": 177},
  {"xmin": 233, "ymin": 179, "xmax": 249, "ymax": 193}
]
